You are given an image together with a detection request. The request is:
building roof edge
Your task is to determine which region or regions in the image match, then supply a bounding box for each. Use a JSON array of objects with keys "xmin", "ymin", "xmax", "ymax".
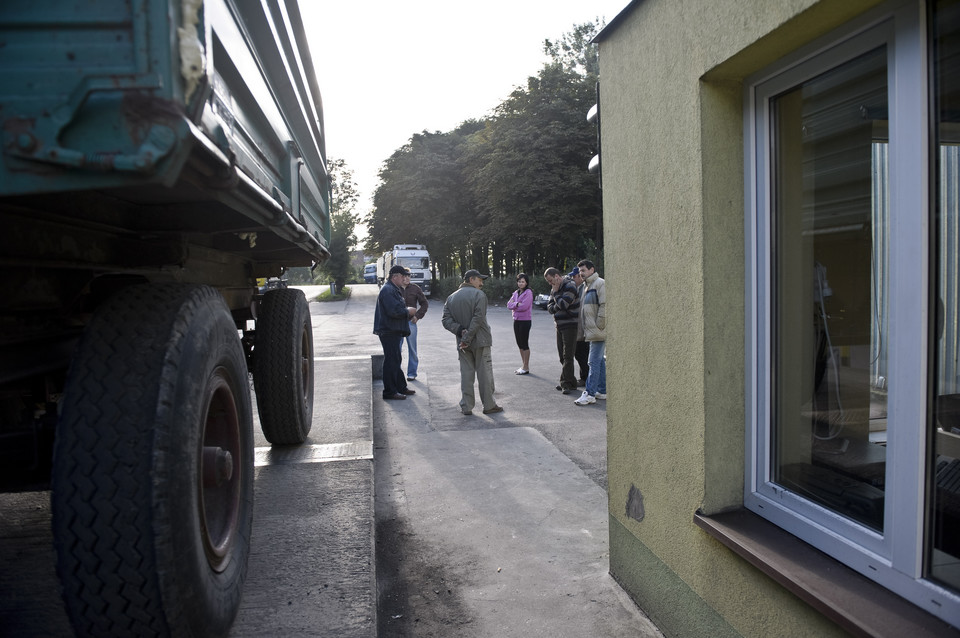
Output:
[{"xmin": 593, "ymin": 0, "xmax": 645, "ymax": 43}]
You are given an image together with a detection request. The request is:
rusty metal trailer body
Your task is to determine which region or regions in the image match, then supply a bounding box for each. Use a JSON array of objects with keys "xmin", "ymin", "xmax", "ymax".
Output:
[{"xmin": 0, "ymin": 1, "xmax": 330, "ymax": 635}]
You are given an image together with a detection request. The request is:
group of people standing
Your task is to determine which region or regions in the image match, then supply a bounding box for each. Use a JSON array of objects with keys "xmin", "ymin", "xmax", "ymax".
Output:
[
  {"xmin": 372, "ymin": 265, "xmax": 428, "ymax": 400},
  {"xmin": 373, "ymin": 259, "xmax": 605, "ymax": 413},
  {"xmin": 508, "ymin": 261, "xmax": 606, "ymax": 407}
]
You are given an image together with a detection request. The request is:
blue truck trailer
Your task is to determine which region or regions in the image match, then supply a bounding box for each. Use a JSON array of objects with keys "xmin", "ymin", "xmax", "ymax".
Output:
[{"xmin": 0, "ymin": 1, "xmax": 330, "ymax": 635}]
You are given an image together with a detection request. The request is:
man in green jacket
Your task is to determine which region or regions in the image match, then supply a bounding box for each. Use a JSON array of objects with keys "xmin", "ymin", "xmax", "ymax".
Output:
[{"xmin": 441, "ymin": 270, "xmax": 503, "ymax": 416}]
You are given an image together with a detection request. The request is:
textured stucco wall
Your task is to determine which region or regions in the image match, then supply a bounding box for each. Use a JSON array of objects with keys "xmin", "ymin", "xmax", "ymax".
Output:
[{"xmin": 600, "ymin": 1, "xmax": 883, "ymax": 636}]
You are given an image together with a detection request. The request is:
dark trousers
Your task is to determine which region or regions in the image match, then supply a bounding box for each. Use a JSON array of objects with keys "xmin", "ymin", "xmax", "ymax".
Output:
[
  {"xmin": 575, "ymin": 340, "xmax": 590, "ymax": 384},
  {"xmin": 555, "ymin": 325, "xmax": 578, "ymax": 390},
  {"xmin": 379, "ymin": 334, "xmax": 406, "ymax": 396}
]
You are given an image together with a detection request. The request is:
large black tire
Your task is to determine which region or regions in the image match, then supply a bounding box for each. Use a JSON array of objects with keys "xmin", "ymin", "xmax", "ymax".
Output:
[
  {"xmin": 253, "ymin": 288, "xmax": 314, "ymax": 445},
  {"xmin": 52, "ymin": 284, "xmax": 254, "ymax": 638}
]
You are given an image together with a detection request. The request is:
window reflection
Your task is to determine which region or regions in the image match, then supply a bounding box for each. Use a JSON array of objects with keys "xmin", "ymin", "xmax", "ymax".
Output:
[
  {"xmin": 772, "ymin": 47, "xmax": 889, "ymax": 531},
  {"xmin": 929, "ymin": 0, "xmax": 960, "ymax": 593},
  {"xmin": 397, "ymin": 257, "xmax": 429, "ymax": 269}
]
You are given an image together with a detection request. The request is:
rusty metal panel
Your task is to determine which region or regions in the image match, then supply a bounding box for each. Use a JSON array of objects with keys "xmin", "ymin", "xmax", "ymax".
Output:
[{"xmin": 0, "ymin": 0, "xmax": 330, "ymax": 262}]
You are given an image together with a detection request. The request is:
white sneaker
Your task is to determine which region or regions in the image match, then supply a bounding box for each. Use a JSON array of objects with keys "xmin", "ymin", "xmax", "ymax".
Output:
[
  {"xmin": 574, "ymin": 391, "xmax": 596, "ymax": 406},
  {"xmin": 595, "ymin": 393, "xmax": 607, "ymax": 400}
]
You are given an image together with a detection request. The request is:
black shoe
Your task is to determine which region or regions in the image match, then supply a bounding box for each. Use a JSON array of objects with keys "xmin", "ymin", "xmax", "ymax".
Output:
[
  {"xmin": 562, "ymin": 389, "xmax": 573, "ymax": 394},
  {"xmin": 556, "ymin": 385, "xmax": 563, "ymax": 391},
  {"xmin": 401, "ymin": 388, "xmax": 416, "ymax": 395},
  {"xmin": 482, "ymin": 406, "xmax": 504, "ymax": 414},
  {"xmin": 383, "ymin": 393, "xmax": 407, "ymax": 400}
]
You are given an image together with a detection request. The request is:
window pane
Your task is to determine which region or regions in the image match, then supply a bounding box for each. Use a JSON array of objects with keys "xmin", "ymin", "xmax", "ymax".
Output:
[
  {"xmin": 929, "ymin": 0, "xmax": 960, "ymax": 593},
  {"xmin": 771, "ymin": 47, "xmax": 888, "ymax": 532}
]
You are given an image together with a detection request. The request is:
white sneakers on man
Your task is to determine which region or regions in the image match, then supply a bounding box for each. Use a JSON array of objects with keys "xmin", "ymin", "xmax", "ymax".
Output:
[
  {"xmin": 574, "ymin": 391, "xmax": 596, "ymax": 406},
  {"xmin": 595, "ymin": 393, "xmax": 607, "ymax": 400}
]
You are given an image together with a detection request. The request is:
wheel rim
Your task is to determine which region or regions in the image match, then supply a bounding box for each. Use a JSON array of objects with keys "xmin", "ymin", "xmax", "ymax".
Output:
[
  {"xmin": 300, "ymin": 321, "xmax": 310, "ymax": 411},
  {"xmin": 199, "ymin": 368, "xmax": 242, "ymax": 573}
]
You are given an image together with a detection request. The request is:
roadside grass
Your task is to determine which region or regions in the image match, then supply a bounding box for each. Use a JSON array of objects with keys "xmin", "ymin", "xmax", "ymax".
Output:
[{"xmin": 315, "ymin": 286, "xmax": 352, "ymax": 302}]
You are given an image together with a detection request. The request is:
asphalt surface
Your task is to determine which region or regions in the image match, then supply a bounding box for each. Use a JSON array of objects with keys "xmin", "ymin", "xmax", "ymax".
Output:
[
  {"xmin": 336, "ymin": 283, "xmax": 661, "ymax": 638},
  {"xmin": 0, "ymin": 282, "xmax": 663, "ymax": 638}
]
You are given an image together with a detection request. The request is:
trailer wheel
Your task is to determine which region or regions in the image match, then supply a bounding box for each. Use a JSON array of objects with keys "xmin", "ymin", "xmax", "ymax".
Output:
[
  {"xmin": 52, "ymin": 284, "xmax": 253, "ymax": 638},
  {"xmin": 253, "ymin": 288, "xmax": 314, "ymax": 445}
]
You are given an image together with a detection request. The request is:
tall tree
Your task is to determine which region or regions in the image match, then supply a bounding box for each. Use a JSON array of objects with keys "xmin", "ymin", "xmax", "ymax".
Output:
[
  {"xmin": 317, "ymin": 158, "xmax": 359, "ymax": 292},
  {"xmin": 366, "ymin": 121, "xmax": 482, "ymax": 278},
  {"xmin": 543, "ymin": 20, "xmax": 602, "ymax": 77},
  {"xmin": 464, "ymin": 22, "xmax": 603, "ymax": 272},
  {"xmin": 365, "ymin": 22, "xmax": 604, "ymax": 281}
]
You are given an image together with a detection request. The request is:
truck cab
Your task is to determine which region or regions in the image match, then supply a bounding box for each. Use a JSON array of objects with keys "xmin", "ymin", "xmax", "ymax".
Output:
[{"xmin": 391, "ymin": 244, "xmax": 432, "ymax": 295}]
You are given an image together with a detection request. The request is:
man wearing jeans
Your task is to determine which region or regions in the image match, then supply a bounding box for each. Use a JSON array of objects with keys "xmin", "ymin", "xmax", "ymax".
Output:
[
  {"xmin": 401, "ymin": 271, "xmax": 429, "ymax": 381},
  {"xmin": 574, "ymin": 260, "xmax": 606, "ymax": 405}
]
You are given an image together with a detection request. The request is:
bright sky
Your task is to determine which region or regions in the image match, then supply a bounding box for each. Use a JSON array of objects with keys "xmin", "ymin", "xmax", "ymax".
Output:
[{"xmin": 298, "ymin": 0, "xmax": 628, "ymax": 227}]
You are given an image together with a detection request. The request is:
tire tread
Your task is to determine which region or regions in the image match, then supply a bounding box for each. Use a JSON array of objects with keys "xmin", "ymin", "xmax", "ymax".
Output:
[{"xmin": 254, "ymin": 288, "xmax": 314, "ymax": 444}]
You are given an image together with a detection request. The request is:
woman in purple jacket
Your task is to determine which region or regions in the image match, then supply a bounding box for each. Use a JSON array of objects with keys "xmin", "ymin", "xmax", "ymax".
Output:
[{"xmin": 506, "ymin": 273, "xmax": 534, "ymax": 375}]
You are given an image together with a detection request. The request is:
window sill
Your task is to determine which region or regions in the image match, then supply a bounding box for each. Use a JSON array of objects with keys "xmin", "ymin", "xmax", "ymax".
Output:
[{"xmin": 694, "ymin": 509, "xmax": 960, "ymax": 638}]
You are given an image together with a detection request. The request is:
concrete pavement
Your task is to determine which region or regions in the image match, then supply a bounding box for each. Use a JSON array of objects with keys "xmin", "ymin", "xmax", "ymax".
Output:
[
  {"xmin": 0, "ymin": 282, "xmax": 663, "ymax": 637},
  {"xmin": 338, "ymin": 283, "xmax": 662, "ymax": 637}
]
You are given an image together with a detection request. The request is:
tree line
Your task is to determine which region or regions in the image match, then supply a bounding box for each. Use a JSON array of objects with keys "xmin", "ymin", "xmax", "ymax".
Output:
[{"xmin": 364, "ymin": 22, "xmax": 604, "ymax": 281}]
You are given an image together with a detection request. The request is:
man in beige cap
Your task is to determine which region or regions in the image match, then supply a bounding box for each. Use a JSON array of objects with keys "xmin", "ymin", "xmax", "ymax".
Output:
[{"xmin": 441, "ymin": 270, "xmax": 502, "ymax": 415}]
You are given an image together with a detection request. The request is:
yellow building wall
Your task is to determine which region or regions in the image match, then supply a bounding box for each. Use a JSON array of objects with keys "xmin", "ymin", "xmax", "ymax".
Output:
[{"xmin": 600, "ymin": 1, "xmax": 883, "ymax": 636}]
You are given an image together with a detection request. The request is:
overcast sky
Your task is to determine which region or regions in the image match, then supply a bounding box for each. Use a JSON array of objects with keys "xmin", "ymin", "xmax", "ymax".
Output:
[{"xmin": 298, "ymin": 0, "xmax": 628, "ymax": 225}]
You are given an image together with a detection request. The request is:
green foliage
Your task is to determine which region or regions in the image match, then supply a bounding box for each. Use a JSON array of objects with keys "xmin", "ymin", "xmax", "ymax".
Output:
[
  {"xmin": 543, "ymin": 20, "xmax": 603, "ymax": 77},
  {"xmin": 364, "ymin": 22, "xmax": 605, "ymax": 278},
  {"xmin": 433, "ymin": 276, "xmax": 464, "ymax": 299},
  {"xmin": 366, "ymin": 122, "xmax": 482, "ymax": 275},
  {"xmin": 316, "ymin": 159, "xmax": 359, "ymax": 292},
  {"xmin": 314, "ymin": 286, "xmax": 352, "ymax": 302},
  {"xmin": 481, "ymin": 277, "xmax": 515, "ymax": 303},
  {"xmin": 463, "ymin": 59, "xmax": 601, "ymax": 269},
  {"xmin": 284, "ymin": 267, "xmax": 314, "ymax": 285},
  {"xmin": 434, "ymin": 274, "xmax": 552, "ymax": 302}
]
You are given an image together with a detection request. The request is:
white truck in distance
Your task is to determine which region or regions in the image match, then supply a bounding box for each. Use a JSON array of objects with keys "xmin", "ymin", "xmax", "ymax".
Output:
[{"xmin": 377, "ymin": 244, "xmax": 432, "ymax": 294}]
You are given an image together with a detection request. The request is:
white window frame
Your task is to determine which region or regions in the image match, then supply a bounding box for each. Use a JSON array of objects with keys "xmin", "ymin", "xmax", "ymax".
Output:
[{"xmin": 744, "ymin": 0, "xmax": 960, "ymax": 625}]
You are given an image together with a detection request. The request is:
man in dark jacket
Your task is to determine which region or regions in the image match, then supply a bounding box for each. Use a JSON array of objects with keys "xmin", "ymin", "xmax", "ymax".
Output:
[
  {"xmin": 374, "ymin": 265, "xmax": 417, "ymax": 400},
  {"xmin": 544, "ymin": 267, "xmax": 580, "ymax": 394}
]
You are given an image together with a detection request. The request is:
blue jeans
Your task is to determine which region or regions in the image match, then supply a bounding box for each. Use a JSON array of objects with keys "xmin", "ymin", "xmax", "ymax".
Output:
[
  {"xmin": 586, "ymin": 340, "xmax": 606, "ymax": 396},
  {"xmin": 405, "ymin": 320, "xmax": 419, "ymax": 378}
]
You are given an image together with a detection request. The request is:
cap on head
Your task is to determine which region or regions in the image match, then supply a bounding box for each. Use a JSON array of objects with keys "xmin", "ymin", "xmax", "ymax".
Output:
[
  {"xmin": 463, "ymin": 269, "xmax": 489, "ymax": 281},
  {"xmin": 568, "ymin": 268, "xmax": 580, "ymax": 278},
  {"xmin": 389, "ymin": 265, "xmax": 409, "ymax": 276}
]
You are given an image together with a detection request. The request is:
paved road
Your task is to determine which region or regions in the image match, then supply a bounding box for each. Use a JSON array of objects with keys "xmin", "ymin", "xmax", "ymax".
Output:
[
  {"xmin": 320, "ymin": 283, "xmax": 611, "ymax": 489},
  {"xmin": 341, "ymin": 283, "xmax": 661, "ymax": 638},
  {"xmin": 0, "ymin": 283, "xmax": 661, "ymax": 638}
]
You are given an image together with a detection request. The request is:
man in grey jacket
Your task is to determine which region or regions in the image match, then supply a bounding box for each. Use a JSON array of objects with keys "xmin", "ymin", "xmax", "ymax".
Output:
[
  {"xmin": 441, "ymin": 270, "xmax": 502, "ymax": 415},
  {"xmin": 574, "ymin": 260, "xmax": 606, "ymax": 405}
]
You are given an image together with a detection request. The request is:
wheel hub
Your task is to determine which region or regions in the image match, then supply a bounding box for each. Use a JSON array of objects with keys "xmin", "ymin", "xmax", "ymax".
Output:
[{"xmin": 199, "ymin": 370, "xmax": 242, "ymax": 573}]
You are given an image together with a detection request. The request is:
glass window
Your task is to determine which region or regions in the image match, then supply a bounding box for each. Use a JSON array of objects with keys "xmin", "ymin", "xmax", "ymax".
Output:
[
  {"xmin": 928, "ymin": 0, "xmax": 960, "ymax": 593},
  {"xmin": 397, "ymin": 257, "xmax": 428, "ymax": 269},
  {"xmin": 746, "ymin": 1, "xmax": 960, "ymax": 627},
  {"xmin": 771, "ymin": 47, "xmax": 889, "ymax": 532}
]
